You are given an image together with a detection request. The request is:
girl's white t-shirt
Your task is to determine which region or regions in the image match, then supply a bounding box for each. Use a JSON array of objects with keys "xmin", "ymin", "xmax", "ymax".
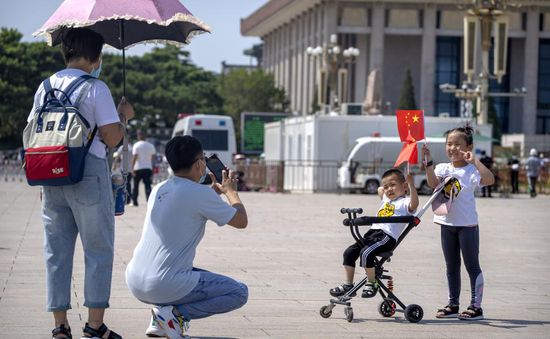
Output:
[{"xmin": 433, "ymin": 163, "xmax": 481, "ymax": 226}]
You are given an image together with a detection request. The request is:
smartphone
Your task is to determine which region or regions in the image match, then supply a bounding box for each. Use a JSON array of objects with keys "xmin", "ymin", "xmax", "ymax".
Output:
[{"xmin": 205, "ymin": 154, "xmax": 228, "ymax": 183}]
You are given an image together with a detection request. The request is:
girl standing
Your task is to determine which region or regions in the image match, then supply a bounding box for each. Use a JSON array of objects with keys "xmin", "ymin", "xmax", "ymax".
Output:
[{"xmin": 423, "ymin": 125, "xmax": 494, "ymax": 321}]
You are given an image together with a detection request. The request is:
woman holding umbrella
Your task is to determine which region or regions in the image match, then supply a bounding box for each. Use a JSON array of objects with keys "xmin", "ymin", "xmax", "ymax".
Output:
[{"xmin": 31, "ymin": 28, "xmax": 134, "ymax": 339}]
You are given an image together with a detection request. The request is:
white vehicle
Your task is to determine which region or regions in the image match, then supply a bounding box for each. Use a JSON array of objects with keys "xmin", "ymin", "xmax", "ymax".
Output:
[
  {"xmin": 172, "ymin": 114, "xmax": 236, "ymax": 166},
  {"xmin": 337, "ymin": 136, "xmax": 447, "ymax": 194}
]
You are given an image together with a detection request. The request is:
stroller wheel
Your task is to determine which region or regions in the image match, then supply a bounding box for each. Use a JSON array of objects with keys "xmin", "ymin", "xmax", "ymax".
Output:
[
  {"xmin": 378, "ymin": 298, "xmax": 396, "ymax": 317},
  {"xmin": 344, "ymin": 306, "xmax": 354, "ymax": 322},
  {"xmin": 320, "ymin": 305, "xmax": 333, "ymax": 318},
  {"xmin": 404, "ymin": 304, "xmax": 424, "ymax": 323}
]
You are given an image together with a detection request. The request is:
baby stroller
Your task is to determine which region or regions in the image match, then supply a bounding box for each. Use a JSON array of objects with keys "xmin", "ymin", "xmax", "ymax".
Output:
[{"xmin": 320, "ymin": 179, "xmax": 456, "ymax": 323}]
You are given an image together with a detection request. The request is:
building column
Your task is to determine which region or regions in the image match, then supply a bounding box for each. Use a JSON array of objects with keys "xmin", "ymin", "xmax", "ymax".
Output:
[
  {"xmin": 420, "ymin": 5, "xmax": 436, "ymax": 116},
  {"xmin": 370, "ymin": 2, "xmax": 385, "ymax": 106},
  {"xmin": 523, "ymin": 7, "xmax": 539, "ymax": 135},
  {"xmin": 355, "ymin": 33, "xmax": 368, "ymax": 104}
]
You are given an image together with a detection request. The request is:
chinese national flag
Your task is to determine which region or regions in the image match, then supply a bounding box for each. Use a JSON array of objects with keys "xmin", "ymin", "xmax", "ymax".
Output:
[
  {"xmin": 394, "ymin": 141, "xmax": 418, "ymax": 167},
  {"xmin": 396, "ymin": 110, "xmax": 425, "ymax": 142}
]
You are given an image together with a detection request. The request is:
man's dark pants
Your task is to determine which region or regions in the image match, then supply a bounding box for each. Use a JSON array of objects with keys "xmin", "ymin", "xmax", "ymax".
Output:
[{"xmin": 132, "ymin": 169, "xmax": 152, "ymax": 205}]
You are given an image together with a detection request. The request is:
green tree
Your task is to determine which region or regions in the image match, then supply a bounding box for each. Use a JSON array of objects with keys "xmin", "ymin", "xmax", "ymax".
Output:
[
  {"xmin": 398, "ymin": 69, "xmax": 417, "ymax": 110},
  {"xmin": 0, "ymin": 28, "xmax": 64, "ymax": 148},
  {"xmin": 100, "ymin": 45, "xmax": 223, "ymax": 137},
  {"xmin": 218, "ymin": 68, "xmax": 287, "ymax": 147}
]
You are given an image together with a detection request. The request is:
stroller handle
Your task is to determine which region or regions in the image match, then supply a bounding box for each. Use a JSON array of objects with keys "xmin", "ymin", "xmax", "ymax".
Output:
[
  {"xmin": 340, "ymin": 208, "xmax": 363, "ymax": 214},
  {"xmin": 344, "ymin": 216, "xmax": 419, "ymax": 226}
]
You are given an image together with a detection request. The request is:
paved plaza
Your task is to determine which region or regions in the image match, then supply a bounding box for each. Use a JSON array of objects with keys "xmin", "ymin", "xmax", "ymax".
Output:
[{"xmin": 0, "ymin": 180, "xmax": 549, "ymax": 338}]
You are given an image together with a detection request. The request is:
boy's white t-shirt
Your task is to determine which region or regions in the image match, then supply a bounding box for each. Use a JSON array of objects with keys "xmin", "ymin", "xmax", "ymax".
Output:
[
  {"xmin": 132, "ymin": 140, "xmax": 156, "ymax": 170},
  {"xmin": 125, "ymin": 176, "xmax": 236, "ymax": 303},
  {"xmin": 28, "ymin": 68, "xmax": 120, "ymax": 159},
  {"xmin": 370, "ymin": 195, "xmax": 413, "ymax": 240},
  {"xmin": 433, "ymin": 163, "xmax": 481, "ymax": 226}
]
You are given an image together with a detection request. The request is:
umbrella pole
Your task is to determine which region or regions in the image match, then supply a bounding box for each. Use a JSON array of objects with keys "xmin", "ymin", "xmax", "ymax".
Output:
[{"xmin": 119, "ymin": 20, "xmax": 130, "ymax": 203}]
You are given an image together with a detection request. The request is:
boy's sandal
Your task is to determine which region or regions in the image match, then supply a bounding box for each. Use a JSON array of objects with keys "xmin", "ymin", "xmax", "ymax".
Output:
[
  {"xmin": 52, "ymin": 324, "xmax": 72, "ymax": 339},
  {"xmin": 81, "ymin": 323, "xmax": 122, "ymax": 339},
  {"xmin": 329, "ymin": 283, "xmax": 356, "ymax": 297},
  {"xmin": 361, "ymin": 282, "xmax": 379, "ymax": 298},
  {"xmin": 435, "ymin": 304, "xmax": 459, "ymax": 318},
  {"xmin": 458, "ymin": 306, "xmax": 484, "ymax": 320}
]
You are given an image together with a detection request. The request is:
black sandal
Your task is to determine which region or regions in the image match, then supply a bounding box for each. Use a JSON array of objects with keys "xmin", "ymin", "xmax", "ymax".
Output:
[
  {"xmin": 52, "ymin": 324, "xmax": 72, "ymax": 339},
  {"xmin": 435, "ymin": 304, "xmax": 459, "ymax": 318},
  {"xmin": 361, "ymin": 282, "xmax": 379, "ymax": 298},
  {"xmin": 329, "ymin": 283, "xmax": 356, "ymax": 297},
  {"xmin": 458, "ymin": 305, "xmax": 484, "ymax": 320},
  {"xmin": 81, "ymin": 323, "xmax": 122, "ymax": 339}
]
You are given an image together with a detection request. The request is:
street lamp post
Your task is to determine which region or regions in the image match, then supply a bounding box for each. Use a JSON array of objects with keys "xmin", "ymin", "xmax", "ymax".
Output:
[
  {"xmin": 458, "ymin": 0, "xmax": 524, "ymax": 125},
  {"xmin": 307, "ymin": 34, "xmax": 359, "ymax": 114}
]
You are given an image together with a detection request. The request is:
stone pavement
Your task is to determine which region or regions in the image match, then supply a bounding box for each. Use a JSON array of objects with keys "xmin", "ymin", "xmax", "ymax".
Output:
[{"xmin": 0, "ymin": 181, "xmax": 549, "ymax": 338}]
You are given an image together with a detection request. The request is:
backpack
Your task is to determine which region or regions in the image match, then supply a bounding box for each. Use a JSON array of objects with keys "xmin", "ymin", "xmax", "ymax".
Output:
[{"xmin": 22, "ymin": 75, "xmax": 98, "ymax": 186}]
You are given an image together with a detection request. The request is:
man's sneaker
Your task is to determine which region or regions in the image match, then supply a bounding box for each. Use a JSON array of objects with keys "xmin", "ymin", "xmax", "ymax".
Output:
[
  {"xmin": 329, "ymin": 283, "xmax": 355, "ymax": 297},
  {"xmin": 145, "ymin": 315, "xmax": 166, "ymax": 337},
  {"xmin": 435, "ymin": 304, "xmax": 459, "ymax": 318},
  {"xmin": 458, "ymin": 305, "xmax": 484, "ymax": 321},
  {"xmin": 152, "ymin": 306, "xmax": 190, "ymax": 339}
]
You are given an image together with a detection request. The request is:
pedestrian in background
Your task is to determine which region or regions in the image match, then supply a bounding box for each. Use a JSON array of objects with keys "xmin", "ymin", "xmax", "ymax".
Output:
[
  {"xmin": 538, "ymin": 153, "xmax": 549, "ymax": 194},
  {"xmin": 525, "ymin": 148, "xmax": 542, "ymax": 198},
  {"xmin": 131, "ymin": 130, "xmax": 156, "ymax": 206},
  {"xmin": 479, "ymin": 150, "xmax": 494, "ymax": 198},
  {"xmin": 508, "ymin": 155, "xmax": 520, "ymax": 194}
]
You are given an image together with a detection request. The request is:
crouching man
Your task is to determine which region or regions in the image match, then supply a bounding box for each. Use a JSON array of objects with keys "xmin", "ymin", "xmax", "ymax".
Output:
[{"xmin": 125, "ymin": 135, "xmax": 248, "ymax": 339}]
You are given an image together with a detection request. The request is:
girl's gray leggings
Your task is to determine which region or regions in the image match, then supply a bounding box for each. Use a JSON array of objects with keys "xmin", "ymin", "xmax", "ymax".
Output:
[{"xmin": 440, "ymin": 225, "xmax": 484, "ymax": 308}]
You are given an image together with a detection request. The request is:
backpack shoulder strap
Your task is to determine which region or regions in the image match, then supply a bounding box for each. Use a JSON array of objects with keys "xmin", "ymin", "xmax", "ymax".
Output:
[
  {"xmin": 72, "ymin": 76, "xmax": 96, "ymax": 107},
  {"xmin": 63, "ymin": 74, "xmax": 95, "ymax": 105}
]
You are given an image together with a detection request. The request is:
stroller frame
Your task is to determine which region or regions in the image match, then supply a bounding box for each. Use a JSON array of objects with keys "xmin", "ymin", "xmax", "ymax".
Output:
[{"xmin": 320, "ymin": 181, "xmax": 451, "ymax": 323}]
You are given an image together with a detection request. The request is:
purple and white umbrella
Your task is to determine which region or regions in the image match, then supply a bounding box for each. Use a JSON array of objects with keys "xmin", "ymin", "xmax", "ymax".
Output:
[
  {"xmin": 35, "ymin": 0, "xmax": 210, "ymax": 49},
  {"xmin": 34, "ymin": 0, "xmax": 211, "ymax": 94}
]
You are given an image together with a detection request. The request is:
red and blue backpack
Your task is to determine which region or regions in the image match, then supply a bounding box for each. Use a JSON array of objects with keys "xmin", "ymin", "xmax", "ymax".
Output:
[{"xmin": 22, "ymin": 75, "xmax": 98, "ymax": 186}]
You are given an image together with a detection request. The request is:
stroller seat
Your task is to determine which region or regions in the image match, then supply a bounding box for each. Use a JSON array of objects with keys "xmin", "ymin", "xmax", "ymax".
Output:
[{"xmin": 377, "ymin": 251, "xmax": 393, "ymax": 259}]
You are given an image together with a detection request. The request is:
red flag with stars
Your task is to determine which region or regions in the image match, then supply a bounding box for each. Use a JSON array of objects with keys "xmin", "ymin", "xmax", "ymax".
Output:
[
  {"xmin": 394, "ymin": 141, "xmax": 418, "ymax": 167},
  {"xmin": 396, "ymin": 110, "xmax": 425, "ymax": 142}
]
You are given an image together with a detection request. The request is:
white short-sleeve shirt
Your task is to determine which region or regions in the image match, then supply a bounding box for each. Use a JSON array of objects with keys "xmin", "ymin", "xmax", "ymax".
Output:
[
  {"xmin": 433, "ymin": 163, "xmax": 481, "ymax": 226},
  {"xmin": 370, "ymin": 195, "xmax": 413, "ymax": 240},
  {"xmin": 125, "ymin": 176, "xmax": 237, "ymax": 303},
  {"xmin": 28, "ymin": 68, "xmax": 120, "ymax": 158},
  {"xmin": 132, "ymin": 140, "xmax": 156, "ymax": 170}
]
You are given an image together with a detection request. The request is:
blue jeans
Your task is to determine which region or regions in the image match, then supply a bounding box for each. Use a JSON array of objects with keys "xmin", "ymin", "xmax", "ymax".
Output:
[
  {"xmin": 164, "ymin": 268, "xmax": 248, "ymax": 320},
  {"xmin": 42, "ymin": 153, "xmax": 115, "ymax": 311}
]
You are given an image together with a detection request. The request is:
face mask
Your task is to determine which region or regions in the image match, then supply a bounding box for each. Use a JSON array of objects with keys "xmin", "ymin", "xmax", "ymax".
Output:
[
  {"xmin": 198, "ymin": 159, "xmax": 207, "ymax": 183},
  {"xmin": 90, "ymin": 60, "xmax": 102, "ymax": 78}
]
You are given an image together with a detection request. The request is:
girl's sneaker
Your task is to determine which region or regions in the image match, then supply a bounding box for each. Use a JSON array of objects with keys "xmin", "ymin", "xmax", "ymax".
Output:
[
  {"xmin": 329, "ymin": 283, "xmax": 355, "ymax": 297},
  {"xmin": 145, "ymin": 315, "xmax": 166, "ymax": 337},
  {"xmin": 152, "ymin": 306, "xmax": 190, "ymax": 339},
  {"xmin": 435, "ymin": 304, "xmax": 459, "ymax": 318},
  {"xmin": 458, "ymin": 305, "xmax": 484, "ymax": 320}
]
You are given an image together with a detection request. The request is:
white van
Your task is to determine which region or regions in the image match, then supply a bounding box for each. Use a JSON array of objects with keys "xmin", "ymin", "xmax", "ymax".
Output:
[
  {"xmin": 172, "ymin": 114, "xmax": 237, "ymax": 167},
  {"xmin": 337, "ymin": 136, "xmax": 447, "ymax": 194}
]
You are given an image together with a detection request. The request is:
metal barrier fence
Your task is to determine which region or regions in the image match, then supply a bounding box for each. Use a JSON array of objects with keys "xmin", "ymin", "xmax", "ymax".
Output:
[{"xmin": 0, "ymin": 160, "xmax": 25, "ymax": 183}]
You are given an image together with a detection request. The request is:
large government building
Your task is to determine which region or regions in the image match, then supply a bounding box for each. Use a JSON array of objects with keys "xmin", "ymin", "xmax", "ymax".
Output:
[{"xmin": 241, "ymin": 0, "xmax": 550, "ymax": 150}]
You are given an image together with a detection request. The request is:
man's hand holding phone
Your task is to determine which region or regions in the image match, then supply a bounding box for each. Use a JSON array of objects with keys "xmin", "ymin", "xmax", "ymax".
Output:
[{"xmin": 209, "ymin": 169, "xmax": 238, "ymax": 194}]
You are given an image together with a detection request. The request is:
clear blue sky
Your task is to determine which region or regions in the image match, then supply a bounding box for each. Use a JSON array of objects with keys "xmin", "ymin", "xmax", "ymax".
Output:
[{"xmin": 0, "ymin": 0, "xmax": 267, "ymax": 73}]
